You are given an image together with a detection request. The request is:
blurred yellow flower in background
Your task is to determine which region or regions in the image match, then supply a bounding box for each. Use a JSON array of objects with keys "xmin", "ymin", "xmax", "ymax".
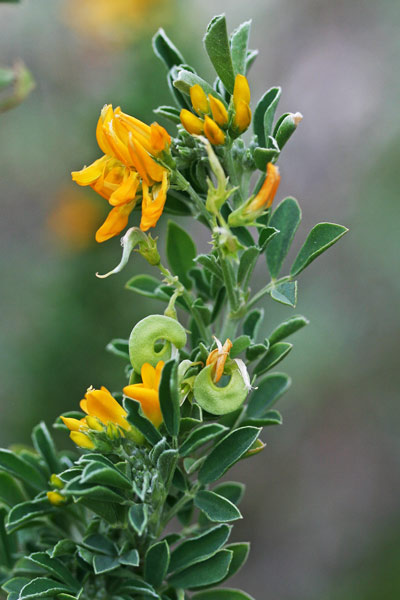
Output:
[
  {"xmin": 72, "ymin": 104, "xmax": 171, "ymax": 242},
  {"xmin": 63, "ymin": 0, "xmax": 172, "ymax": 45},
  {"xmin": 47, "ymin": 187, "xmax": 102, "ymax": 251}
]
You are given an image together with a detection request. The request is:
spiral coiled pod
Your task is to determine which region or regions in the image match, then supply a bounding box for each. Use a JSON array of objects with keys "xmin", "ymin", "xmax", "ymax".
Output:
[
  {"xmin": 193, "ymin": 363, "xmax": 249, "ymax": 415},
  {"xmin": 129, "ymin": 315, "xmax": 187, "ymax": 374}
]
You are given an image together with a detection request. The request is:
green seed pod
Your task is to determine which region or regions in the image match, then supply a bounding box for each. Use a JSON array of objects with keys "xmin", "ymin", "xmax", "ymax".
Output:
[
  {"xmin": 129, "ymin": 315, "xmax": 187, "ymax": 373},
  {"xmin": 193, "ymin": 363, "xmax": 249, "ymax": 415}
]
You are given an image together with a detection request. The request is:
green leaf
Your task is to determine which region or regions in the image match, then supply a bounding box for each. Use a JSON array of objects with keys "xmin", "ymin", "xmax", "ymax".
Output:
[
  {"xmin": 166, "ymin": 220, "xmax": 197, "ymax": 290},
  {"xmin": 125, "ymin": 274, "xmax": 165, "ymax": 299},
  {"xmin": 290, "ymin": 222, "xmax": 348, "ymax": 277},
  {"xmin": 27, "ymin": 553, "xmax": 79, "ymax": 589},
  {"xmin": 194, "ymin": 491, "xmax": 242, "ymax": 523},
  {"xmin": 179, "ymin": 424, "xmax": 228, "ymax": 457},
  {"xmin": 152, "ymin": 28, "xmax": 185, "ymax": 70},
  {"xmin": 154, "ymin": 105, "xmax": 182, "ymax": 124},
  {"xmin": 93, "ymin": 554, "xmax": 120, "ymax": 574},
  {"xmin": 230, "ymin": 20, "xmax": 251, "ymax": 76},
  {"xmin": 6, "ymin": 498, "xmax": 54, "ymax": 534},
  {"xmin": 196, "ymin": 254, "xmax": 223, "ymax": 281},
  {"xmin": 245, "ymin": 342, "xmax": 269, "ymax": 362},
  {"xmin": 266, "ymin": 197, "xmax": 302, "ymax": 278},
  {"xmin": 243, "ymin": 308, "xmax": 263, "ymax": 340},
  {"xmin": 199, "ymin": 427, "xmax": 261, "ymax": 484},
  {"xmin": 230, "ymin": 335, "xmax": 252, "ymax": 358},
  {"xmin": 123, "ymin": 398, "xmax": 163, "ymax": 445},
  {"xmin": 192, "ymin": 589, "xmax": 255, "ymax": 600},
  {"xmin": 159, "ymin": 359, "xmax": 180, "ymax": 437},
  {"xmin": 0, "ymin": 449, "xmax": 46, "ymax": 491},
  {"xmin": 246, "ymin": 372, "xmax": 291, "ymax": 418},
  {"xmin": 237, "ymin": 247, "xmax": 259, "ymax": 288},
  {"xmin": 17, "ymin": 577, "xmax": 71, "ymax": 599},
  {"xmin": 106, "ymin": 338, "xmax": 130, "ymax": 360},
  {"xmin": 63, "ymin": 480, "xmax": 125, "ymax": 503},
  {"xmin": 258, "ymin": 226, "xmax": 279, "ymax": 252},
  {"xmin": 212, "ymin": 482, "xmax": 245, "ymax": 506},
  {"xmin": 268, "ymin": 315, "xmax": 309, "ymax": 345},
  {"xmin": 118, "ymin": 577, "xmax": 159, "ymax": 598},
  {"xmin": 144, "ymin": 540, "xmax": 170, "ymax": 587},
  {"xmin": 242, "ymin": 409, "xmax": 283, "ymax": 427},
  {"xmin": 157, "ymin": 448, "xmax": 178, "ymax": 484},
  {"xmin": 50, "ymin": 539, "xmax": 76, "ymax": 558},
  {"xmin": 253, "ymin": 147, "xmax": 280, "ymax": 171},
  {"xmin": 169, "ymin": 524, "xmax": 231, "ymax": 573},
  {"xmin": 2, "ymin": 577, "xmax": 31, "ymax": 594},
  {"xmin": 270, "ymin": 280, "xmax": 297, "ymax": 307},
  {"xmin": 275, "ymin": 112, "xmax": 302, "ymax": 149},
  {"xmin": 204, "ymin": 15, "xmax": 235, "ymax": 93},
  {"xmin": 164, "ymin": 189, "xmax": 193, "ymax": 217},
  {"xmin": 0, "ymin": 472, "xmax": 25, "ymax": 508},
  {"xmin": 81, "ymin": 462, "xmax": 131, "ymax": 490},
  {"xmin": 173, "ymin": 69, "xmax": 223, "ymax": 101},
  {"xmin": 82, "ymin": 534, "xmax": 116, "ymax": 555},
  {"xmin": 221, "ymin": 542, "xmax": 250, "ymax": 582},
  {"xmin": 253, "ymin": 343, "xmax": 292, "ymax": 377},
  {"xmin": 168, "ymin": 549, "xmax": 233, "ymax": 589},
  {"xmin": 128, "ymin": 503, "xmax": 148, "ymax": 536},
  {"xmin": 119, "ymin": 548, "xmax": 139, "ymax": 566},
  {"xmin": 31, "ymin": 422, "xmax": 60, "ymax": 474},
  {"xmin": 253, "ymin": 87, "xmax": 281, "ymax": 148}
]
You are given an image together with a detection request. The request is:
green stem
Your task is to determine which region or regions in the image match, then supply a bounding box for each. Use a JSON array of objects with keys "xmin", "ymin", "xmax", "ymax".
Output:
[
  {"xmin": 173, "ymin": 170, "xmax": 213, "ymax": 227},
  {"xmin": 157, "ymin": 263, "xmax": 209, "ymax": 341},
  {"xmin": 246, "ymin": 275, "xmax": 291, "ymax": 311}
]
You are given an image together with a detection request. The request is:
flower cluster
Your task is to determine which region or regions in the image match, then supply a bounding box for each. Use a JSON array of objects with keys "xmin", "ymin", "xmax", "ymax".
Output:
[
  {"xmin": 180, "ymin": 74, "xmax": 251, "ymax": 145},
  {"xmin": 72, "ymin": 104, "xmax": 171, "ymax": 242}
]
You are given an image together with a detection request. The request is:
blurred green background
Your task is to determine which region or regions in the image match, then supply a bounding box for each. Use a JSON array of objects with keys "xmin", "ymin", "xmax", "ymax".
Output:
[{"xmin": 1, "ymin": 0, "xmax": 399, "ymax": 598}]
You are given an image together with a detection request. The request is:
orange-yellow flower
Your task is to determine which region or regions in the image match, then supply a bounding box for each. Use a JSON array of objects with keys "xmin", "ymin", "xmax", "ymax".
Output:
[
  {"xmin": 80, "ymin": 386, "xmax": 131, "ymax": 431},
  {"xmin": 232, "ymin": 74, "xmax": 252, "ymax": 133},
  {"xmin": 72, "ymin": 104, "xmax": 171, "ymax": 242},
  {"xmin": 61, "ymin": 386, "xmax": 131, "ymax": 448},
  {"xmin": 180, "ymin": 86, "xmax": 227, "ymax": 146},
  {"xmin": 123, "ymin": 361, "xmax": 164, "ymax": 428},
  {"xmin": 206, "ymin": 338, "xmax": 233, "ymax": 383},
  {"xmin": 245, "ymin": 163, "xmax": 280, "ymax": 213}
]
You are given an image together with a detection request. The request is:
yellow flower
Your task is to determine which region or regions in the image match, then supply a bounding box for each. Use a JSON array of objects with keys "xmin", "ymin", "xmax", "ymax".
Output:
[
  {"xmin": 123, "ymin": 361, "xmax": 164, "ymax": 428},
  {"xmin": 180, "ymin": 86, "xmax": 227, "ymax": 146},
  {"xmin": 245, "ymin": 163, "xmax": 280, "ymax": 213},
  {"xmin": 80, "ymin": 386, "xmax": 131, "ymax": 431},
  {"xmin": 232, "ymin": 74, "xmax": 252, "ymax": 133},
  {"xmin": 190, "ymin": 84, "xmax": 209, "ymax": 115},
  {"xmin": 63, "ymin": 0, "xmax": 171, "ymax": 46},
  {"xmin": 70, "ymin": 431, "xmax": 95, "ymax": 450},
  {"xmin": 47, "ymin": 491, "xmax": 67, "ymax": 506},
  {"xmin": 203, "ymin": 116, "xmax": 226, "ymax": 146},
  {"xmin": 206, "ymin": 337, "xmax": 233, "ymax": 383},
  {"xmin": 208, "ymin": 95, "xmax": 229, "ymax": 127},
  {"xmin": 72, "ymin": 104, "xmax": 171, "ymax": 242}
]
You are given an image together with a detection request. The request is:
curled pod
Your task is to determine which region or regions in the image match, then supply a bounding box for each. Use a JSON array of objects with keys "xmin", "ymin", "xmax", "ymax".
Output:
[
  {"xmin": 129, "ymin": 315, "xmax": 187, "ymax": 374},
  {"xmin": 193, "ymin": 363, "xmax": 249, "ymax": 415}
]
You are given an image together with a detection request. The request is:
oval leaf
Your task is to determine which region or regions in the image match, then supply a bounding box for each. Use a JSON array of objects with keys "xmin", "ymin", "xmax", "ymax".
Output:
[
  {"xmin": 253, "ymin": 343, "xmax": 292, "ymax": 377},
  {"xmin": 246, "ymin": 372, "xmax": 291, "ymax": 418},
  {"xmin": 145, "ymin": 540, "xmax": 170, "ymax": 587},
  {"xmin": 268, "ymin": 315, "xmax": 309, "ymax": 345},
  {"xmin": 290, "ymin": 222, "xmax": 348, "ymax": 277},
  {"xmin": 166, "ymin": 220, "xmax": 197, "ymax": 289},
  {"xmin": 204, "ymin": 15, "xmax": 235, "ymax": 93},
  {"xmin": 199, "ymin": 427, "xmax": 261, "ymax": 484},
  {"xmin": 195, "ymin": 490, "xmax": 242, "ymax": 523},
  {"xmin": 169, "ymin": 524, "xmax": 231, "ymax": 573},
  {"xmin": 159, "ymin": 359, "xmax": 180, "ymax": 437},
  {"xmin": 179, "ymin": 424, "xmax": 228, "ymax": 457},
  {"xmin": 168, "ymin": 549, "xmax": 233, "ymax": 590},
  {"xmin": 266, "ymin": 197, "xmax": 301, "ymax": 279}
]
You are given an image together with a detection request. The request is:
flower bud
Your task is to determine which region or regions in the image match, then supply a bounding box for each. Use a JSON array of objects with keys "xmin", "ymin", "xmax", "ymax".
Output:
[
  {"xmin": 70, "ymin": 431, "xmax": 95, "ymax": 450},
  {"xmin": 50, "ymin": 474, "xmax": 64, "ymax": 489},
  {"xmin": 47, "ymin": 491, "xmax": 67, "ymax": 506},
  {"xmin": 208, "ymin": 95, "xmax": 229, "ymax": 127},
  {"xmin": 190, "ymin": 84, "xmax": 209, "ymax": 115},
  {"xmin": 180, "ymin": 109, "xmax": 204, "ymax": 135},
  {"xmin": 204, "ymin": 116, "xmax": 225, "ymax": 146}
]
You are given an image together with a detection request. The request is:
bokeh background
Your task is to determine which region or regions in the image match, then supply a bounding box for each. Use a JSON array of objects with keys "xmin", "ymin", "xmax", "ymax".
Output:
[{"xmin": 1, "ymin": 0, "xmax": 399, "ymax": 598}]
